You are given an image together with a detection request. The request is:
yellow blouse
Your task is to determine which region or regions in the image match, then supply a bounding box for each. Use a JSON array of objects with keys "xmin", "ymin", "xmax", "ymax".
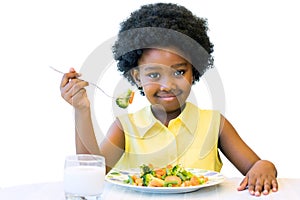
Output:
[{"xmin": 114, "ymin": 102, "xmax": 223, "ymax": 172}]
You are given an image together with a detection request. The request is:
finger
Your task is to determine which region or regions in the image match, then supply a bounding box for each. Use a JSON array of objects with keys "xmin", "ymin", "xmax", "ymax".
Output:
[
  {"xmin": 69, "ymin": 67, "xmax": 76, "ymax": 73},
  {"xmin": 271, "ymin": 179, "xmax": 278, "ymax": 192},
  {"xmin": 63, "ymin": 86, "xmax": 86, "ymax": 105},
  {"xmin": 246, "ymin": 177, "xmax": 256, "ymax": 196},
  {"xmin": 237, "ymin": 177, "xmax": 248, "ymax": 191},
  {"xmin": 62, "ymin": 78, "xmax": 80, "ymax": 95},
  {"xmin": 60, "ymin": 71, "xmax": 81, "ymax": 89},
  {"xmin": 64, "ymin": 79, "xmax": 88, "ymax": 99},
  {"xmin": 262, "ymin": 180, "xmax": 271, "ymax": 195},
  {"xmin": 254, "ymin": 178, "xmax": 264, "ymax": 197},
  {"xmin": 71, "ymin": 88, "xmax": 87, "ymax": 104},
  {"xmin": 71, "ymin": 88, "xmax": 86, "ymax": 102}
]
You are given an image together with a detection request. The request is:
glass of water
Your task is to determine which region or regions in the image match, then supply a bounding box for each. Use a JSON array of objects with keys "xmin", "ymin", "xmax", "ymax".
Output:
[{"xmin": 64, "ymin": 154, "xmax": 106, "ymax": 200}]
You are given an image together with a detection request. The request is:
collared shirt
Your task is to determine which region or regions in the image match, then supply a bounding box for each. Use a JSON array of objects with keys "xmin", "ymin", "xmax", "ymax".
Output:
[{"xmin": 114, "ymin": 102, "xmax": 223, "ymax": 172}]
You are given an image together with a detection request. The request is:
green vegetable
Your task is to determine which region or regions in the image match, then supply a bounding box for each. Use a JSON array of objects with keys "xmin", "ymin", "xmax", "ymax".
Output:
[
  {"xmin": 142, "ymin": 173, "xmax": 155, "ymax": 186},
  {"xmin": 124, "ymin": 164, "xmax": 201, "ymax": 187},
  {"xmin": 166, "ymin": 168, "xmax": 172, "ymax": 176},
  {"xmin": 163, "ymin": 180, "xmax": 178, "ymax": 187},
  {"xmin": 128, "ymin": 175, "xmax": 134, "ymax": 184},
  {"xmin": 172, "ymin": 164, "xmax": 184, "ymax": 175},
  {"xmin": 109, "ymin": 172, "xmax": 121, "ymax": 175},
  {"xmin": 170, "ymin": 164, "xmax": 193, "ymax": 181},
  {"xmin": 140, "ymin": 164, "xmax": 153, "ymax": 176},
  {"xmin": 115, "ymin": 89, "xmax": 133, "ymax": 108},
  {"xmin": 177, "ymin": 172, "xmax": 186, "ymax": 181}
]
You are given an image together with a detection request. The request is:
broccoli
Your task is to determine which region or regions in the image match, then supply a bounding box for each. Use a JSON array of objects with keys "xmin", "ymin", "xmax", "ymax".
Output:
[
  {"xmin": 142, "ymin": 173, "xmax": 165, "ymax": 187},
  {"xmin": 142, "ymin": 173, "xmax": 155, "ymax": 186},
  {"xmin": 140, "ymin": 164, "xmax": 153, "ymax": 176},
  {"xmin": 171, "ymin": 164, "xmax": 193, "ymax": 181},
  {"xmin": 115, "ymin": 89, "xmax": 133, "ymax": 108},
  {"xmin": 172, "ymin": 164, "xmax": 183, "ymax": 174}
]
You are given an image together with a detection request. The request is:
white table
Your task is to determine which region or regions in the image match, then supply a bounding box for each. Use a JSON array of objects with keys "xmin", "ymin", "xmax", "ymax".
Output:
[{"xmin": 0, "ymin": 178, "xmax": 299, "ymax": 200}]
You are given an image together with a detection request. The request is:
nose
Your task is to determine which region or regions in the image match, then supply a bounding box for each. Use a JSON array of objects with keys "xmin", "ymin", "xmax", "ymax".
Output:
[{"xmin": 159, "ymin": 75, "xmax": 177, "ymax": 91}]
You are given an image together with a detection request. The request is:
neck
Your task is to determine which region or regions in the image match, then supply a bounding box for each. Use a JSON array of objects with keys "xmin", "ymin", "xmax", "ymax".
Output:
[{"xmin": 151, "ymin": 103, "xmax": 186, "ymax": 126}]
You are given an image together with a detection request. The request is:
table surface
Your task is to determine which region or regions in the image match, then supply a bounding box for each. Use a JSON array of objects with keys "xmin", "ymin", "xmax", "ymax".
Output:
[{"xmin": 1, "ymin": 178, "xmax": 300, "ymax": 200}]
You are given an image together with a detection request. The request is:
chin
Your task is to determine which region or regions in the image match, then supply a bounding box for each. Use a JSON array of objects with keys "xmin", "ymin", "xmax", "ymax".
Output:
[{"xmin": 155, "ymin": 101, "xmax": 184, "ymax": 112}]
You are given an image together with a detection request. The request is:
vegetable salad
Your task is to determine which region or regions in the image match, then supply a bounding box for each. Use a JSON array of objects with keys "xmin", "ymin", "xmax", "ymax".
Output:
[{"xmin": 125, "ymin": 164, "xmax": 208, "ymax": 187}]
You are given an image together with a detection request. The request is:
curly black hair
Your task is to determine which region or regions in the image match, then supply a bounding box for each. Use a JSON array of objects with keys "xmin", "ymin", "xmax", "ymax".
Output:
[{"xmin": 112, "ymin": 3, "xmax": 214, "ymax": 93}]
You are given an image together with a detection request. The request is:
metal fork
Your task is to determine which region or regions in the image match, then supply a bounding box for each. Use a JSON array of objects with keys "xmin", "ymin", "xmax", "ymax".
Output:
[{"xmin": 49, "ymin": 66, "xmax": 114, "ymax": 98}]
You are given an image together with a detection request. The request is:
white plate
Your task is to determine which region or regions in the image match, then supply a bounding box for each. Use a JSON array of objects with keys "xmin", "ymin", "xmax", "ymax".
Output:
[{"xmin": 105, "ymin": 168, "xmax": 225, "ymax": 194}]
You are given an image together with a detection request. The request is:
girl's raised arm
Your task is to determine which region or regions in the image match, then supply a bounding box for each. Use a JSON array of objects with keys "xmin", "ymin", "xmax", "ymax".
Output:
[
  {"xmin": 60, "ymin": 68, "xmax": 101, "ymax": 155},
  {"xmin": 99, "ymin": 119, "xmax": 125, "ymax": 173}
]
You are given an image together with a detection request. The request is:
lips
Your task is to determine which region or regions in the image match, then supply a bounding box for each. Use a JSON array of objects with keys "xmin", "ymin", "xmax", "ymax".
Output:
[{"xmin": 156, "ymin": 92, "xmax": 181, "ymax": 100}]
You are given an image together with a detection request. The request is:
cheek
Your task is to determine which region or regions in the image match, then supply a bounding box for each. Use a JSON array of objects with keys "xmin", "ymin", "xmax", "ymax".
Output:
[
  {"xmin": 185, "ymin": 72, "xmax": 194, "ymax": 84},
  {"xmin": 142, "ymin": 82, "xmax": 158, "ymax": 94},
  {"xmin": 142, "ymin": 85, "xmax": 157, "ymax": 103},
  {"xmin": 180, "ymin": 76, "xmax": 193, "ymax": 88}
]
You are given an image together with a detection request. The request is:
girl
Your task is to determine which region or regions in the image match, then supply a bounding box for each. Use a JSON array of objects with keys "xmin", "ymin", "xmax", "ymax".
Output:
[{"xmin": 60, "ymin": 3, "xmax": 277, "ymax": 196}]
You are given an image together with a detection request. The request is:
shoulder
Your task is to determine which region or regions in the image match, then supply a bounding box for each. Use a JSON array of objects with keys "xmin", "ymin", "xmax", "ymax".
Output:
[
  {"xmin": 183, "ymin": 102, "xmax": 221, "ymax": 131},
  {"xmin": 106, "ymin": 118, "xmax": 124, "ymax": 137}
]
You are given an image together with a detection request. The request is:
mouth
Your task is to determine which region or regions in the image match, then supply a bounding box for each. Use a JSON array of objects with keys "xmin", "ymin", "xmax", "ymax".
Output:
[{"xmin": 156, "ymin": 92, "xmax": 182, "ymax": 101}]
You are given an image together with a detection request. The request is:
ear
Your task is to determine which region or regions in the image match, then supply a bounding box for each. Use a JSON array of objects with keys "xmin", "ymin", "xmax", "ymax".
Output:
[{"xmin": 131, "ymin": 68, "xmax": 141, "ymax": 87}]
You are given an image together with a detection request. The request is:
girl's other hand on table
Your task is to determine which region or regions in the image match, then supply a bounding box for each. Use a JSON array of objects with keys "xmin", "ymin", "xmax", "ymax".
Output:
[{"xmin": 238, "ymin": 160, "xmax": 278, "ymax": 196}]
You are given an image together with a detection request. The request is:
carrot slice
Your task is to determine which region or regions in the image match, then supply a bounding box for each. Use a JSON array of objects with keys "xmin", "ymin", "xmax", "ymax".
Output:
[{"xmin": 129, "ymin": 91, "xmax": 135, "ymax": 104}]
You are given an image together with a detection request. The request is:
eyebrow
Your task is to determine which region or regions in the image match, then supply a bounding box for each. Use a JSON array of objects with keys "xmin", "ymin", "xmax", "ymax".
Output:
[
  {"xmin": 142, "ymin": 62, "xmax": 188, "ymax": 71},
  {"xmin": 170, "ymin": 62, "xmax": 188, "ymax": 68}
]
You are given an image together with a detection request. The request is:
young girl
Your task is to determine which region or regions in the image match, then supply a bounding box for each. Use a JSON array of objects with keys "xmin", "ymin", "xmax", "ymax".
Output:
[{"xmin": 60, "ymin": 3, "xmax": 278, "ymax": 196}]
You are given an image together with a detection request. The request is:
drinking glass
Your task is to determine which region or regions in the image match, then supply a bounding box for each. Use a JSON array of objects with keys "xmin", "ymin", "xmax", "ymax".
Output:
[{"xmin": 64, "ymin": 154, "xmax": 106, "ymax": 200}]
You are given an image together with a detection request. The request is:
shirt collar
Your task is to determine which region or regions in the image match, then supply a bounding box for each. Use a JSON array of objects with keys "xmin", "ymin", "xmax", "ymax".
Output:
[
  {"xmin": 135, "ymin": 102, "xmax": 200, "ymax": 138},
  {"xmin": 132, "ymin": 105, "xmax": 157, "ymax": 138},
  {"xmin": 171, "ymin": 102, "xmax": 199, "ymax": 134}
]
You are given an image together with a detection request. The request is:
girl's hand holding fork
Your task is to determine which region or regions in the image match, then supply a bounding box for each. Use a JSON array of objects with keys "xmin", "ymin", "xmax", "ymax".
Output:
[{"xmin": 60, "ymin": 68, "xmax": 90, "ymax": 109}]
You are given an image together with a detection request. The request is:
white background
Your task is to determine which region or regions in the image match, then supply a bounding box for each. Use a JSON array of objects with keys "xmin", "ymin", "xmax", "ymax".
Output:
[{"xmin": 0, "ymin": 0, "xmax": 299, "ymax": 187}]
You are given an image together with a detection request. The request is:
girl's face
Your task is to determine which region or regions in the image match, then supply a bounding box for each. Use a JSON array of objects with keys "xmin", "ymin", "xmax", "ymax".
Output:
[{"xmin": 133, "ymin": 48, "xmax": 193, "ymax": 113}]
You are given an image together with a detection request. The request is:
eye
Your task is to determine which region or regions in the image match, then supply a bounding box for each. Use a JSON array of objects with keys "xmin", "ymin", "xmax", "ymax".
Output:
[
  {"xmin": 174, "ymin": 70, "xmax": 185, "ymax": 76},
  {"xmin": 148, "ymin": 72, "xmax": 160, "ymax": 79}
]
